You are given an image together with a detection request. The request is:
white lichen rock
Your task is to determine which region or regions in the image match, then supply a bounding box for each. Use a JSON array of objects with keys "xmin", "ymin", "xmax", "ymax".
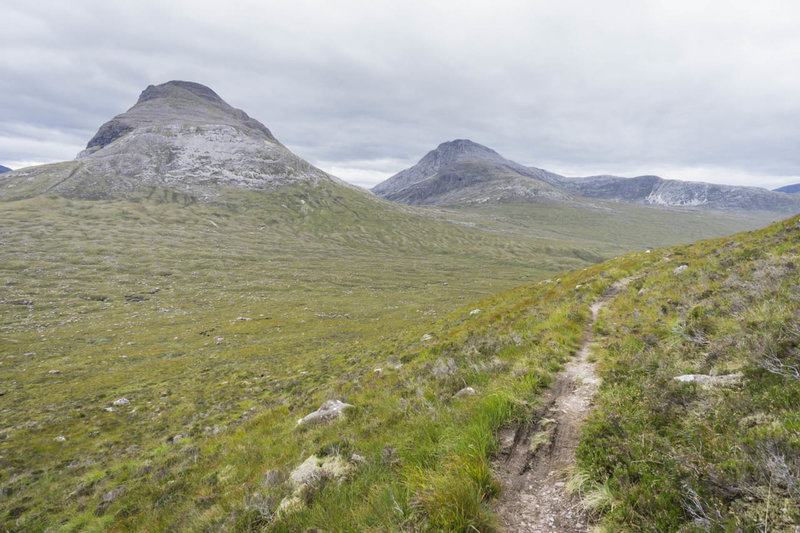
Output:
[
  {"xmin": 296, "ymin": 400, "xmax": 353, "ymax": 426},
  {"xmin": 674, "ymin": 372, "xmax": 743, "ymax": 388},
  {"xmin": 454, "ymin": 386, "xmax": 476, "ymax": 398}
]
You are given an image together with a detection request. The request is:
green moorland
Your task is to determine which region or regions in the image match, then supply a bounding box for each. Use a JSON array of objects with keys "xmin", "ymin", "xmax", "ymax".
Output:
[
  {"xmin": 0, "ymin": 179, "xmax": 790, "ymax": 531},
  {"xmin": 572, "ymin": 215, "xmax": 800, "ymax": 531}
]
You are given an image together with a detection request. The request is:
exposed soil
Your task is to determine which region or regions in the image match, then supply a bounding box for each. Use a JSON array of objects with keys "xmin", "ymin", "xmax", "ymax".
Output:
[{"xmin": 494, "ymin": 279, "xmax": 631, "ymax": 532}]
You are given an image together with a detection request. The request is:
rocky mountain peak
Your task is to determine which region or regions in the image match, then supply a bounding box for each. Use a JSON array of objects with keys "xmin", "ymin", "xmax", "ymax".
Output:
[
  {"xmin": 137, "ymin": 80, "xmax": 226, "ymax": 106},
  {"xmin": 0, "ymin": 81, "xmax": 342, "ymax": 201},
  {"xmin": 372, "ymin": 139, "xmax": 514, "ymax": 197},
  {"xmin": 371, "ymin": 139, "xmax": 565, "ymax": 202},
  {"xmin": 0, "ymin": 165, "xmax": 11, "ymax": 174},
  {"xmin": 83, "ymin": 80, "xmax": 276, "ymax": 153},
  {"xmin": 428, "ymin": 139, "xmax": 506, "ymax": 164}
]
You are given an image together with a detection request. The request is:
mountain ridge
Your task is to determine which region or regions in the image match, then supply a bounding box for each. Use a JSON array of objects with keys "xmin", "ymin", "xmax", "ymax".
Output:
[
  {"xmin": 774, "ymin": 183, "xmax": 800, "ymax": 194},
  {"xmin": 373, "ymin": 140, "xmax": 800, "ymax": 212}
]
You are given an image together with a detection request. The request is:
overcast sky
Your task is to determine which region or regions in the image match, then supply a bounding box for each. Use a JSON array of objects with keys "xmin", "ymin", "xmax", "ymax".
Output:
[{"xmin": 2, "ymin": 0, "xmax": 800, "ymax": 189}]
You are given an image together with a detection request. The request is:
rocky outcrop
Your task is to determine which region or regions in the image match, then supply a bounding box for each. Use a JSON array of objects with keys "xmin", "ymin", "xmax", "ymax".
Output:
[
  {"xmin": 673, "ymin": 372, "xmax": 744, "ymax": 388},
  {"xmin": 296, "ymin": 400, "xmax": 353, "ymax": 426}
]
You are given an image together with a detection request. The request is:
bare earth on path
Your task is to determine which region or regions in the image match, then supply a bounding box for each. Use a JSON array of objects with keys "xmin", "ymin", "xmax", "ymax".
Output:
[{"xmin": 494, "ymin": 279, "xmax": 632, "ymax": 532}]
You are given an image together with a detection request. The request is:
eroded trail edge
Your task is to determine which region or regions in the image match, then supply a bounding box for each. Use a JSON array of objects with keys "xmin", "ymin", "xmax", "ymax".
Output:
[{"xmin": 494, "ymin": 278, "xmax": 632, "ymax": 532}]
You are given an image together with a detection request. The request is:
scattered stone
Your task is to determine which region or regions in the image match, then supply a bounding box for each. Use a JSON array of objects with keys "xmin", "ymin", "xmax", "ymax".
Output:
[
  {"xmin": 296, "ymin": 400, "xmax": 353, "ymax": 426},
  {"xmin": 469, "ymin": 309, "xmax": 481, "ymax": 316},
  {"xmin": 645, "ymin": 249, "xmax": 651, "ymax": 253},
  {"xmin": 235, "ymin": 316, "xmax": 253, "ymax": 321},
  {"xmin": 373, "ymin": 367, "xmax": 383, "ymax": 374},
  {"xmin": 674, "ymin": 372, "xmax": 744, "ymax": 388},
  {"xmin": 170, "ymin": 433, "xmax": 187, "ymax": 443},
  {"xmin": 454, "ymin": 386, "xmax": 476, "ymax": 398},
  {"xmin": 673, "ymin": 264, "xmax": 688, "ymax": 274},
  {"xmin": 215, "ymin": 336, "xmax": 224, "ymax": 344},
  {"xmin": 112, "ymin": 398, "xmax": 130, "ymax": 406},
  {"xmin": 421, "ymin": 333, "xmax": 434, "ymax": 342},
  {"xmin": 97, "ymin": 485, "xmax": 127, "ymax": 513},
  {"xmin": 48, "ymin": 370, "xmax": 61, "ymax": 374},
  {"xmin": 104, "ymin": 407, "xmax": 115, "ymax": 412},
  {"xmin": 55, "ymin": 435, "xmax": 66, "ymax": 442}
]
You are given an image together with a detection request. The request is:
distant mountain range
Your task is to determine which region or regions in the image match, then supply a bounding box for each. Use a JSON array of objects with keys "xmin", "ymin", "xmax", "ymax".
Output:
[
  {"xmin": 3, "ymin": 81, "xmax": 797, "ymax": 215},
  {"xmin": 0, "ymin": 81, "xmax": 350, "ymax": 201},
  {"xmin": 774, "ymin": 183, "xmax": 800, "ymax": 194},
  {"xmin": 0, "ymin": 165, "xmax": 11, "ymax": 173},
  {"xmin": 373, "ymin": 140, "xmax": 800, "ymax": 212}
]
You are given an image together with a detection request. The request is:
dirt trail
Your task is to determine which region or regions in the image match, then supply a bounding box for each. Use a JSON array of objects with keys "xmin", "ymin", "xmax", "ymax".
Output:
[{"xmin": 494, "ymin": 279, "xmax": 631, "ymax": 532}]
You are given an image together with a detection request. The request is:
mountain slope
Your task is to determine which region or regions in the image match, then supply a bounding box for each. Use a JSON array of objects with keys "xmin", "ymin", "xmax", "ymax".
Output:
[
  {"xmin": 372, "ymin": 139, "xmax": 567, "ymax": 205},
  {"xmin": 374, "ymin": 140, "xmax": 800, "ymax": 212},
  {"xmin": 0, "ymin": 165, "xmax": 10, "ymax": 173},
  {"xmin": 573, "ymin": 217, "xmax": 800, "ymax": 531},
  {"xmin": 0, "ymin": 81, "xmax": 346, "ymax": 201},
  {"xmin": 774, "ymin": 182, "xmax": 800, "ymax": 194},
  {"xmin": 560, "ymin": 173, "xmax": 800, "ymax": 211}
]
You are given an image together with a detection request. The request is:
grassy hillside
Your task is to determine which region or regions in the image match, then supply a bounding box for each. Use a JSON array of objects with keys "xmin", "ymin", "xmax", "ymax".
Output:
[
  {"xmin": 0, "ymin": 182, "xmax": 793, "ymax": 531},
  {"xmin": 573, "ymin": 216, "xmax": 800, "ymax": 531}
]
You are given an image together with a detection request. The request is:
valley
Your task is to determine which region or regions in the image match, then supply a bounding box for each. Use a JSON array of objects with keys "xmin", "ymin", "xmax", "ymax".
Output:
[{"xmin": 1, "ymin": 81, "xmax": 798, "ymax": 531}]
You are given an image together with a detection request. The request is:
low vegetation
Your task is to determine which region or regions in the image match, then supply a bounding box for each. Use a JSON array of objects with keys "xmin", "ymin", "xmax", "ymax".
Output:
[
  {"xmin": 574, "ymin": 216, "xmax": 800, "ymax": 531},
  {"xmin": 0, "ymin": 181, "xmax": 794, "ymax": 531}
]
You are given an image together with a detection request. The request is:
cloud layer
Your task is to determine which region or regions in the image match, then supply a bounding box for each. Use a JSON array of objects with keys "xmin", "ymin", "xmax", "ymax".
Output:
[{"xmin": 2, "ymin": 0, "xmax": 799, "ymax": 189}]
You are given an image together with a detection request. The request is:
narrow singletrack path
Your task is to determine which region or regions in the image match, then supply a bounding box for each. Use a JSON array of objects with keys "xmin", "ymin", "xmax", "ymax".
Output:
[{"xmin": 494, "ymin": 279, "xmax": 632, "ymax": 532}]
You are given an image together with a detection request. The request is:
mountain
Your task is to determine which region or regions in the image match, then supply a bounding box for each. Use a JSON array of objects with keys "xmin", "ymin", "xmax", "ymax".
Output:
[
  {"xmin": 0, "ymin": 81, "xmax": 345, "ymax": 201},
  {"xmin": 374, "ymin": 140, "xmax": 800, "ymax": 212},
  {"xmin": 0, "ymin": 165, "xmax": 10, "ymax": 173},
  {"xmin": 371, "ymin": 139, "xmax": 568, "ymax": 205},
  {"xmin": 774, "ymin": 183, "xmax": 800, "ymax": 193},
  {"xmin": 560, "ymin": 173, "xmax": 800, "ymax": 211}
]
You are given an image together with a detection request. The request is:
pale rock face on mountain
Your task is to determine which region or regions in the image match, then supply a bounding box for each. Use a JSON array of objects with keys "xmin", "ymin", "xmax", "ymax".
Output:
[
  {"xmin": 559, "ymin": 174, "xmax": 800, "ymax": 211},
  {"xmin": 0, "ymin": 81, "xmax": 344, "ymax": 201}
]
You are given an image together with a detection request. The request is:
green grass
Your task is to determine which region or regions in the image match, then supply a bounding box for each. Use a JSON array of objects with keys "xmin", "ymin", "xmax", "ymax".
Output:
[
  {"xmin": 0, "ymin": 182, "xmax": 787, "ymax": 531},
  {"xmin": 574, "ymin": 216, "xmax": 800, "ymax": 532}
]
